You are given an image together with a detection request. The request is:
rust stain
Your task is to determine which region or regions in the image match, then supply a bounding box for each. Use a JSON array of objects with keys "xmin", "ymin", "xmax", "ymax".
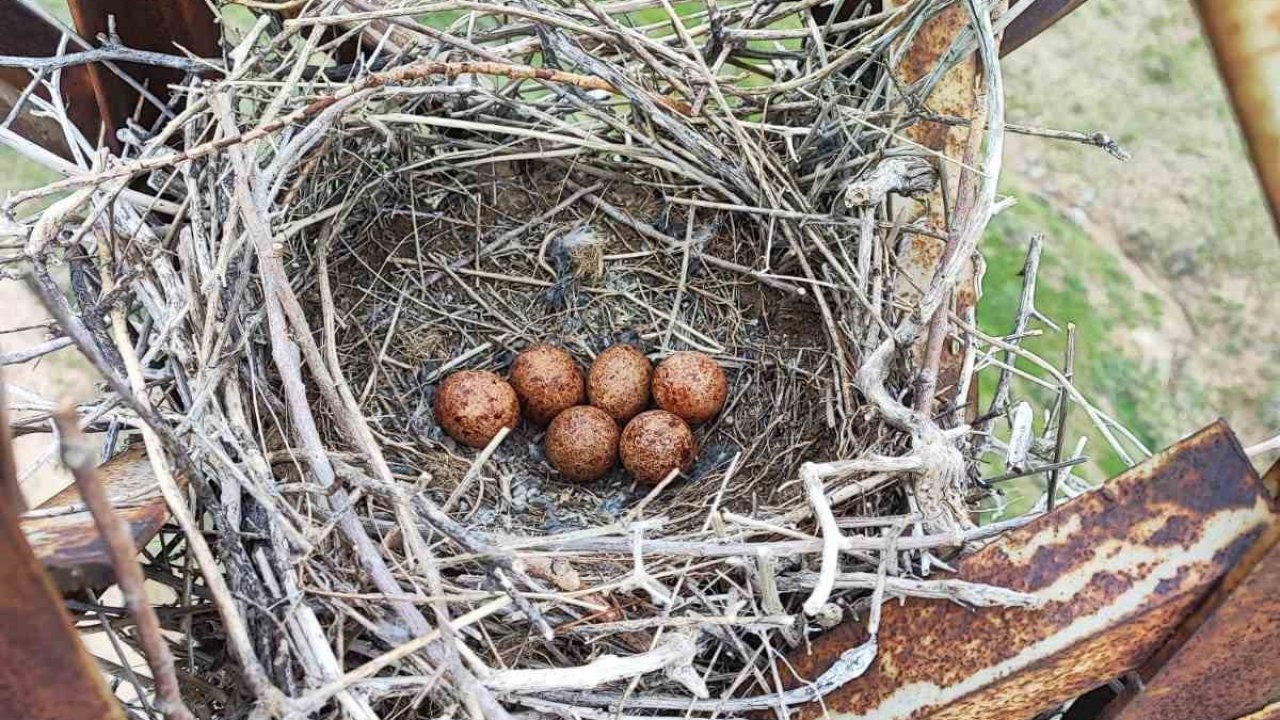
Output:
[
  {"xmin": 784, "ymin": 421, "xmax": 1274, "ymax": 720},
  {"xmin": 891, "ymin": 0, "xmax": 979, "ymax": 402},
  {"xmin": 0, "ymin": 376, "xmax": 124, "ymax": 719},
  {"xmin": 1110, "ymin": 521, "xmax": 1280, "ymax": 720}
]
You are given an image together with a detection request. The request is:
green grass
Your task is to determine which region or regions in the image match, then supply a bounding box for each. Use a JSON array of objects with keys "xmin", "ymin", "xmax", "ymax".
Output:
[
  {"xmin": 0, "ymin": 147, "xmax": 57, "ymax": 199},
  {"xmin": 976, "ymin": 186, "xmax": 1210, "ymax": 517}
]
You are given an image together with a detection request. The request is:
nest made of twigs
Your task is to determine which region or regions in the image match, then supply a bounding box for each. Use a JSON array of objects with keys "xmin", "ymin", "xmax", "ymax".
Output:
[{"xmin": 0, "ymin": 0, "xmax": 1146, "ymax": 718}]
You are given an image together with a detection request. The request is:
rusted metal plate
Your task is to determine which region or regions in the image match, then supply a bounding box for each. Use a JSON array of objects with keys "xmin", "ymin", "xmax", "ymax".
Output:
[
  {"xmin": 785, "ymin": 420, "xmax": 1275, "ymax": 720},
  {"xmin": 1108, "ymin": 520, "xmax": 1280, "ymax": 720},
  {"xmin": 0, "ymin": 0, "xmax": 101, "ymax": 156},
  {"xmin": 0, "ymin": 382, "xmax": 25, "ymax": 514},
  {"xmin": 65, "ymin": 0, "xmax": 219, "ymax": 150},
  {"xmin": 1001, "ymin": 0, "xmax": 1092, "ymax": 57},
  {"xmin": 0, "ymin": 393, "xmax": 124, "ymax": 719},
  {"xmin": 1194, "ymin": 0, "xmax": 1280, "ymax": 228},
  {"xmin": 21, "ymin": 445, "xmax": 170, "ymax": 592},
  {"xmin": 890, "ymin": 0, "xmax": 980, "ymax": 407}
]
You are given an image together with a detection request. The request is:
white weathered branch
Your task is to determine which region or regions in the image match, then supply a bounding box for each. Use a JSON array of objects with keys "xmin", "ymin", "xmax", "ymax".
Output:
[
  {"xmin": 779, "ymin": 571, "xmax": 1044, "ymax": 608},
  {"xmin": 842, "ymin": 156, "xmax": 937, "ymax": 208},
  {"xmin": 484, "ymin": 632, "xmax": 706, "ymax": 697},
  {"xmin": 802, "ymin": 463, "xmax": 845, "ymax": 615}
]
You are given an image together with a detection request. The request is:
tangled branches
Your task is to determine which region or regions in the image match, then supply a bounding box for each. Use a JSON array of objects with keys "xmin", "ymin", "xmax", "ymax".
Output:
[{"xmin": 0, "ymin": 0, "xmax": 1148, "ymax": 717}]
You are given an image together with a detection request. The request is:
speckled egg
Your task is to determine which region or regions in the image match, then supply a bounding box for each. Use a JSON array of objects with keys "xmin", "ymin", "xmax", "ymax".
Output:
[
  {"xmin": 545, "ymin": 406, "xmax": 619, "ymax": 482},
  {"xmin": 510, "ymin": 344, "xmax": 585, "ymax": 426},
  {"xmin": 435, "ymin": 370, "xmax": 519, "ymax": 448},
  {"xmin": 587, "ymin": 344, "xmax": 653, "ymax": 423},
  {"xmin": 619, "ymin": 410, "xmax": 696, "ymax": 485},
  {"xmin": 652, "ymin": 351, "xmax": 727, "ymax": 425}
]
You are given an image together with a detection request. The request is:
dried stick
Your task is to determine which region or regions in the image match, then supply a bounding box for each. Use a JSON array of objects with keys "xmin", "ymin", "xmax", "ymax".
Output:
[
  {"xmin": 5, "ymin": 59, "xmax": 682, "ymax": 209},
  {"xmin": 26, "ymin": 218, "xmax": 290, "ymax": 716},
  {"xmin": 213, "ymin": 94, "xmax": 507, "ymax": 720},
  {"xmin": 484, "ymin": 631, "xmax": 705, "ymax": 696},
  {"xmin": 0, "ymin": 336, "xmax": 74, "ymax": 366},
  {"xmin": 53, "ymin": 406, "xmax": 194, "ymax": 720},
  {"xmin": 841, "ymin": 156, "xmax": 936, "ymax": 208},
  {"xmin": 802, "ymin": 463, "xmax": 844, "ymax": 615},
  {"xmin": 1046, "ymin": 324, "xmax": 1076, "ymax": 511},
  {"xmin": 980, "ymin": 234, "xmax": 1050, "ymax": 431},
  {"xmin": 778, "ymin": 571, "xmax": 1043, "ymax": 607},
  {"xmin": 0, "ymin": 42, "xmax": 219, "ymax": 73},
  {"xmin": 920, "ymin": 113, "xmax": 1131, "ymax": 160},
  {"xmin": 299, "ymin": 598, "xmax": 513, "ymax": 713}
]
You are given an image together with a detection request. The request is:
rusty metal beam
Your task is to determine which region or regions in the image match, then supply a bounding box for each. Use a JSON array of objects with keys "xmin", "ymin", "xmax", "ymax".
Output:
[
  {"xmin": 0, "ymin": 379, "xmax": 124, "ymax": 719},
  {"xmin": 1000, "ymin": 0, "xmax": 1092, "ymax": 57},
  {"xmin": 1108, "ymin": 519, "xmax": 1280, "ymax": 720},
  {"xmin": 0, "ymin": 500, "xmax": 126, "ymax": 719},
  {"xmin": 1194, "ymin": 0, "xmax": 1280, "ymax": 229},
  {"xmin": 21, "ymin": 445, "xmax": 170, "ymax": 592},
  {"xmin": 785, "ymin": 420, "xmax": 1275, "ymax": 720},
  {"xmin": 891, "ymin": 0, "xmax": 980, "ymax": 409},
  {"xmin": 0, "ymin": 381, "xmax": 25, "ymax": 514},
  {"xmin": 0, "ymin": 0, "xmax": 102, "ymax": 156},
  {"xmin": 65, "ymin": 0, "xmax": 220, "ymax": 150}
]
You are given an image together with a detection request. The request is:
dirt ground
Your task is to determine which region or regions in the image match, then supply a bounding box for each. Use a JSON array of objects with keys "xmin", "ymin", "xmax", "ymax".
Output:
[{"xmin": 1, "ymin": 280, "xmax": 98, "ymax": 506}]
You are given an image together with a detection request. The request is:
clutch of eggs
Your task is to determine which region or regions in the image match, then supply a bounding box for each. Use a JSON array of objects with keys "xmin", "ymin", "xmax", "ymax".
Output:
[{"xmin": 437, "ymin": 345, "xmax": 726, "ymax": 487}]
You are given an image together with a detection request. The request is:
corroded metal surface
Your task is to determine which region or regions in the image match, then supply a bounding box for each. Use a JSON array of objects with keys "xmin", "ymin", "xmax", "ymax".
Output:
[
  {"xmin": 0, "ymin": 392, "xmax": 124, "ymax": 719},
  {"xmin": 1110, "ymin": 520, "xmax": 1280, "ymax": 720},
  {"xmin": 65, "ymin": 0, "xmax": 219, "ymax": 151},
  {"xmin": 21, "ymin": 446, "xmax": 170, "ymax": 592},
  {"xmin": 1194, "ymin": 0, "xmax": 1280, "ymax": 227},
  {"xmin": 1001, "ymin": 0, "xmax": 1092, "ymax": 56},
  {"xmin": 786, "ymin": 420, "xmax": 1275, "ymax": 720},
  {"xmin": 0, "ymin": 0, "xmax": 100, "ymax": 156},
  {"xmin": 892, "ymin": 0, "xmax": 980, "ymax": 405}
]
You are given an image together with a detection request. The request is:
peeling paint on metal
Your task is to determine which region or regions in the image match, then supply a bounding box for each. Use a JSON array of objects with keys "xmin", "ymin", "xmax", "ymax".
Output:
[
  {"xmin": 785, "ymin": 421, "xmax": 1274, "ymax": 720},
  {"xmin": 890, "ymin": 0, "xmax": 980, "ymax": 403},
  {"xmin": 1111, "ymin": 522, "xmax": 1280, "ymax": 720}
]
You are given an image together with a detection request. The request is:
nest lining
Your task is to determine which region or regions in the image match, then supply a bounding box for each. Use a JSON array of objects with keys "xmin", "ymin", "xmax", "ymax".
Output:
[{"xmin": 312, "ymin": 155, "xmax": 871, "ymax": 534}]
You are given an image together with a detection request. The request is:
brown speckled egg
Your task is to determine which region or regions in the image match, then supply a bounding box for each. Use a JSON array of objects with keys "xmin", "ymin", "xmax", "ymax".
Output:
[
  {"xmin": 510, "ymin": 345, "xmax": 585, "ymax": 426},
  {"xmin": 652, "ymin": 351, "xmax": 727, "ymax": 425},
  {"xmin": 435, "ymin": 371, "xmax": 519, "ymax": 448},
  {"xmin": 587, "ymin": 344, "xmax": 652, "ymax": 423},
  {"xmin": 545, "ymin": 406, "xmax": 619, "ymax": 482},
  {"xmin": 619, "ymin": 410, "xmax": 696, "ymax": 485}
]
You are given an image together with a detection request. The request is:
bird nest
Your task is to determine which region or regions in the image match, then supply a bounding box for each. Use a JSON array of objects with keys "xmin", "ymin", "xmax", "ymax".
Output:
[{"xmin": 0, "ymin": 0, "xmax": 1139, "ymax": 718}]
